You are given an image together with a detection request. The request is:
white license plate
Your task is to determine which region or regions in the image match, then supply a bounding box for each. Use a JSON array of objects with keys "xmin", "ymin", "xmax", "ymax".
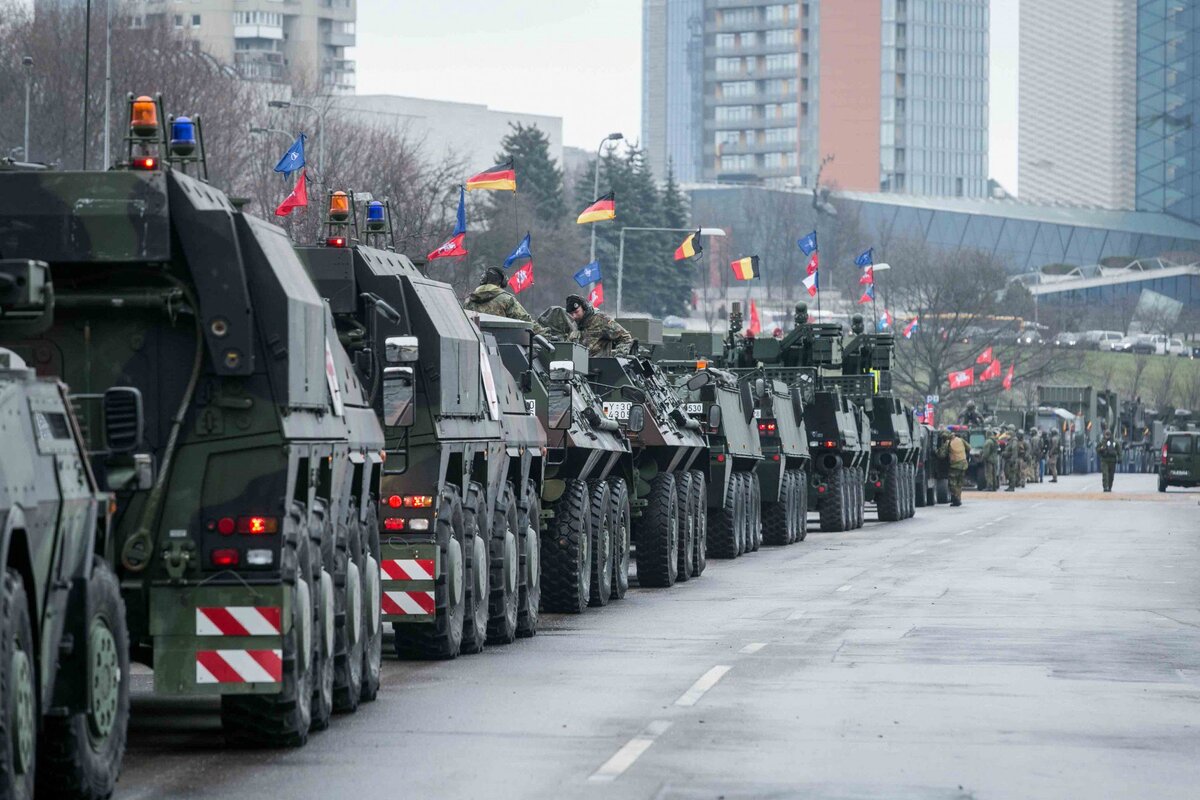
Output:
[
  {"xmin": 602, "ymin": 401, "xmax": 631, "ymax": 421},
  {"xmin": 684, "ymin": 403, "xmax": 703, "ymax": 415},
  {"xmin": 1170, "ymin": 469, "xmax": 1189, "ymax": 476},
  {"xmin": 525, "ymin": 399, "xmax": 536, "ymax": 416}
]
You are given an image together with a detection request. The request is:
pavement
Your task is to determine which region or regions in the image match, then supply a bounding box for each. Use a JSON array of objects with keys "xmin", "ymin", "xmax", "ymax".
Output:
[{"xmin": 114, "ymin": 473, "xmax": 1200, "ymax": 800}]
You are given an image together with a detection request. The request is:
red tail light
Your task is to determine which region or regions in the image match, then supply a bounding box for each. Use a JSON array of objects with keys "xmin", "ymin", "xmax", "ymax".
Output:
[
  {"xmin": 383, "ymin": 518, "xmax": 406, "ymax": 531},
  {"xmin": 130, "ymin": 156, "xmax": 158, "ymax": 171},
  {"xmin": 216, "ymin": 517, "xmax": 235, "ymax": 535},
  {"xmin": 1162, "ymin": 444, "xmax": 1168, "ymax": 465},
  {"xmin": 326, "ymin": 236, "xmax": 347, "ymax": 248},
  {"xmin": 757, "ymin": 420, "xmax": 778, "ymax": 433},
  {"xmin": 715, "ymin": 453, "xmax": 726, "ymax": 463},
  {"xmin": 385, "ymin": 495, "xmax": 434, "ymax": 509},
  {"xmin": 772, "ymin": 454, "xmax": 781, "ymax": 461},
  {"xmin": 211, "ymin": 549, "xmax": 239, "ymax": 567},
  {"xmin": 816, "ymin": 485, "xmax": 827, "ymax": 494},
  {"xmin": 238, "ymin": 516, "xmax": 278, "ymax": 535}
]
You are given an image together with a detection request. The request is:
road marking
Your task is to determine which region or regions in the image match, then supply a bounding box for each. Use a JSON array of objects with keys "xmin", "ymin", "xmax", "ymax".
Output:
[
  {"xmin": 588, "ymin": 720, "xmax": 673, "ymax": 782},
  {"xmin": 740, "ymin": 642, "xmax": 767, "ymax": 654},
  {"xmin": 956, "ymin": 530, "xmax": 970, "ymax": 536},
  {"xmin": 836, "ymin": 584, "xmax": 853, "ymax": 592},
  {"xmin": 938, "ymin": 538, "xmax": 952, "ymax": 544},
  {"xmin": 675, "ymin": 665, "xmax": 732, "ymax": 707},
  {"xmin": 786, "ymin": 609, "xmax": 807, "ymax": 621}
]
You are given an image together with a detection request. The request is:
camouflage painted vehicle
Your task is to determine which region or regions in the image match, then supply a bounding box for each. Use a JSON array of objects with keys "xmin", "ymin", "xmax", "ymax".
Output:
[
  {"xmin": 662, "ymin": 304, "xmax": 810, "ymax": 547},
  {"xmin": 298, "ymin": 194, "xmax": 540, "ymax": 657},
  {"xmin": 834, "ymin": 317, "xmax": 918, "ymax": 521},
  {"xmin": 476, "ymin": 314, "xmax": 631, "ymax": 611},
  {"xmin": 0, "ymin": 96, "xmax": 385, "ymax": 746},
  {"xmin": 737, "ymin": 304, "xmax": 869, "ymax": 533},
  {"xmin": 588, "ymin": 317, "xmax": 708, "ymax": 586},
  {"xmin": 0, "ymin": 260, "xmax": 130, "ymax": 798}
]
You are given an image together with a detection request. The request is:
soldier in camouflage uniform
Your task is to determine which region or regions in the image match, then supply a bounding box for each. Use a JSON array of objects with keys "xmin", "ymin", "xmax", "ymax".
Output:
[
  {"xmin": 1003, "ymin": 426, "xmax": 1020, "ymax": 491},
  {"xmin": 1046, "ymin": 429, "xmax": 1061, "ymax": 482},
  {"xmin": 464, "ymin": 267, "xmax": 547, "ymax": 335},
  {"xmin": 565, "ymin": 294, "xmax": 634, "ymax": 356},
  {"xmin": 980, "ymin": 428, "xmax": 999, "ymax": 491}
]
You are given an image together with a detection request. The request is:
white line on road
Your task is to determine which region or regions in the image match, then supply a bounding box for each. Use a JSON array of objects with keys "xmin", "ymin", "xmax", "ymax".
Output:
[
  {"xmin": 588, "ymin": 720, "xmax": 673, "ymax": 782},
  {"xmin": 956, "ymin": 530, "xmax": 970, "ymax": 536},
  {"xmin": 836, "ymin": 584, "xmax": 853, "ymax": 592},
  {"xmin": 675, "ymin": 665, "xmax": 733, "ymax": 707},
  {"xmin": 740, "ymin": 642, "xmax": 767, "ymax": 654},
  {"xmin": 938, "ymin": 538, "xmax": 952, "ymax": 544}
]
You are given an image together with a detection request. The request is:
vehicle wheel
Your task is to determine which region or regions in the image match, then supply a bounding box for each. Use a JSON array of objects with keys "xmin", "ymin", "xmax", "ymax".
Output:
[
  {"xmin": 636, "ymin": 472, "xmax": 680, "ymax": 588},
  {"xmin": 517, "ymin": 479, "xmax": 542, "ymax": 636},
  {"xmin": 487, "ymin": 483, "xmax": 520, "ymax": 644},
  {"xmin": 2, "ymin": 568, "xmax": 38, "ymax": 799},
  {"xmin": 747, "ymin": 472, "xmax": 762, "ymax": 551},
  {"xmin": 914, "ymin": 464, "xmax": 928, "ymax": 507},
  {"xmin": 689, "ymin": 470, "xmax": 707, "ymax": 576},
  {"xmin": 906, "ymin": 465, "xmax": 917, "ymax": 517},
  {"xmin": 733, "ymin": 473, "xmax": 747, "ymax": 556},
  {"xmin": 359, "ymin": 509, "xmax": 382, "ymax": 702},
  {"xmin": 588, "ymin": 481, "xmax": 613, "ymax": 606},
  {"xmin": 1158, "ymin": 473, "xmax": 1168, "ymax": 493},
  {"xmin": 878, "ymin": 462, "xmax": 901, "ymax": 521},
  {"xmin": 847, "ymin": 468, "xmax": 859, "ymax": 529},
  {"xmin": 796, "ymin": 469, "xmax": 809, "ymax": 542},
  {"xmin": 541, "ymin": 479, "xmax": 591, "ymax": 613},
  {"xmin": 333, "ymin": 518, "xmax": 365, "ymax": 714},
  {"xmin": 305, "ymin": 503, "xmax": 334, "ymax": 731},
  {"xmin": 223, "ymin": 504, "xmax": 316, "ymax": 744},
  {"xmin": 935, "ymin": 478, "xmax": 950, "ymax": 505},
  {"xmin": 819, "ymin": 466, "xmax": 847, "ymax": 532},
  {"xmin": 461, "ymin": 483, "xmax": 490, "ymax": 655},
  {"xmin": 707, "ymin": 473, "xmax": 739, "ymax": 559},
  {"xmin": 857, "ymin": 469, "xmax": 867, "ymax": 528},
  {"xmin": 393, "ymin": 488, "xmax": 466, "ymax": 659},
  {"xmin": 762, "ymin": 472, "xmax": 789, "ymax": 546},
  {"xmin": 608, "ymin": 478, "xmax": 632, "ymax": 599},
  {"xmin": 675, "ymin": 472, "xmax": 696, "ymax": 582}
]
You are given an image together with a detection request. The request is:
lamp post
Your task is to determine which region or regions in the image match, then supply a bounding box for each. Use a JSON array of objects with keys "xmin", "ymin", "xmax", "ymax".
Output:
[
  {"xmin": 590, "ymin": 132, "xmax": 624, "ymax": 263},
  {"xmin": 616, "ymin": 226, "xmax": 726, "ymax": 318},
  {"xmin": 250, "ymin": 126, "xmax": 297, "ymax": 145},
  {"xmin": 268, "ymin": 99, "xmax": 324, "ymax": 178},
  {"xmin": 21, "ymin": 56, "xmax": 32, "ymax": 162}
]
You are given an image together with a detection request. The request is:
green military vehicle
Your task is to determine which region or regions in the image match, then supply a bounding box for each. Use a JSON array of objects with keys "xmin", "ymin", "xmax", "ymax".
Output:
[
  {"xmin": 588, "ymin": 317, "xmax": 708, "ymax": 585},
  {"xmin": 298, "ymin": 193, "xmax": 546, "ymax": 657},
  {"xmin": 0, "ymin": 95, "xmax": 385, "ymax": 746},
  {"xmin": 0, "ymin": 260, "xmax": 130, "ymax": 798},
  {"xmin": 1159, "ymin": 431, "xmax": 1200, "ymax": 491}
]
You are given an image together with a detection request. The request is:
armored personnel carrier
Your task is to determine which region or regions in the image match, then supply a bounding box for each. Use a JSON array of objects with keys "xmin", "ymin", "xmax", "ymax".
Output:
[
  {"xmin": 0, "ymin": 95, "xmax": 384, "ymax": 745},
  {"xmin": 0, "ymin": 260, "xmax": 130, "ymax": 798}
]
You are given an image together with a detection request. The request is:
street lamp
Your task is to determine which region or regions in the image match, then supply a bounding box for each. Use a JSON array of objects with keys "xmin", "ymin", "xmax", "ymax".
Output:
[
  {"xmin": 250, "ymin": 125, "xmax": 297, "ymax": 145},
  {"xmin": 268, "ymin": 99, "xmax": 324, "ymax": 178},
  {"xmin": 615, "ymin": 226, "xmax": 726, "ymax": 317},
  {"xmin": 590, "ymin": 132, "xmax": 624, "ymax": 263},
  {"xmin": 22, "ymin": 56, "xmax": 32, "ymax": 163}
]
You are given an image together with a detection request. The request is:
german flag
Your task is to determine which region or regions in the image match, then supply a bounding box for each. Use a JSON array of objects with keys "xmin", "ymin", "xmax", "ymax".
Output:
[
  {"xmin": 466, "ymin": 160, "xmax": 516, "ymax": 192},
  {"xmin": 674, "ymin": 229, "xmax": 701, "ymax": 261},
  {"xmin": 730, "ymin": 255, "xmax": 760, "ymax": 281},
  {"xmin": 576, "ymin": 192, "xmax": 616, "ymax": 225}
]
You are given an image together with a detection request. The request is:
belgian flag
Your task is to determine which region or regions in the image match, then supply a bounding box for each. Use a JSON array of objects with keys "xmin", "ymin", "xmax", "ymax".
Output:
[
  {"xmin": 577, "ymin": 192, "xmax": 616, "ymax": 224},
  {"xmin": 674, "ymin": 229, "xmax": 701, "ymax": 261},
  {"xmin": 466, "ymin": 159, "xmax": 517, "ymax": 191},
  {"xmin": 730, "ymin": 255, "xmax": 760, "ymax": 281}
]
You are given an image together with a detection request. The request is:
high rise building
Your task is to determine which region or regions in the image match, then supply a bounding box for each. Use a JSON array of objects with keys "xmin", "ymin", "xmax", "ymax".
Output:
[
  {"xmin": 1018, "ymin": 0, "xmax": 1136, "ymax": 209},
  {"xmin": 641, "ymin": 0, "xmax": 989, "ymax": 196},
  {"xmin": 127, "ymin": 0, "xmax": 357, "ymax": 94}
]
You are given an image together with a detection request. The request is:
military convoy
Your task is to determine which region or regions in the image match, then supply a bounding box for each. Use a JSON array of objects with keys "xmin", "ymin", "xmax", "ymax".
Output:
[{"xmin": 0, "ymin": 91, "xmax": 940, "ymax": 793}]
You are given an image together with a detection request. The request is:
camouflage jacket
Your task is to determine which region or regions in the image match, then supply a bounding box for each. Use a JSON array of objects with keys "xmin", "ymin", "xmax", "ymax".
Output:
[
  {"xmin": 577, "ymin": 310, "xmax": 634, "ymax": 356},
  {"xmin": 463, "ymin": 285, "xmax": 547, "ymax": 336}
]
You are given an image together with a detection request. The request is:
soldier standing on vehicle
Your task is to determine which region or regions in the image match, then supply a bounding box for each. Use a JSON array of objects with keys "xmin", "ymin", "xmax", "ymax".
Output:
[
  {"xmin": 464, "ymin": 267, "xmax": 548, "ymax": 335},
  {"xmin": 565, "ymin": 294, "xmax": 634, "ymax": 356},
  {"xmin": 1097, "ymin": 426, "xmax": 1122, "ymax": 492},
  {"xmin": 938, "ymin": 429, "xmax": 969, "ymax": 506},
  {"xmin": 981, "ymin": 429, "xmax": 999, "ymax": 491},
  {"xmin": 1046, "ymin": 429, "xmax": 1061, "ymax": 482},
  {"xmin": 958, "ymin": 401, "xmax": 984, "ymax": 426}
]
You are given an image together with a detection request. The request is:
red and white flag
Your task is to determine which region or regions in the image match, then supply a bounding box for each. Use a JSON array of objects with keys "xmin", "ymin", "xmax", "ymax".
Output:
[
  {"xmin": 1002, "ymin": 363, "xmax": 1015, "ymax": 390},
  {"xmin": 803, "ymin": 271, "xmax": 818, "ymax": 297},
  {"xmin": 427, "ymin": 231, "xmax": 468, "ymax": 261},
  {"xmin": 806, "ymin": 251, "xmax": 819, "ymax": 275},
  {"xmin": 976, "ymin": 346, "xmax": 993, "ymax": 364},
  {"xmin": 948, "ymin": 369, "xmax": 974, "ymax": 389},
  {"xmin": 747, "ymin": 300, "xmax": 761, "ymax": 335},
  {"xmin": 980, "ymin": 359, "xmax": 1002, "ymax": 381},
  {"xmin": 508, "ymin": 262, "xmax": 534, "ymax": 294},
  {"xmin": 588, "ymin": 282, "xmax": 604, "ymax": 307},
  {"xmin": 859, "ymin": 265, "xmax": 874, "ymax": 285},
  {"xmin": 274, "ymin": 169, "xmax": 308, "ymax": 216}
]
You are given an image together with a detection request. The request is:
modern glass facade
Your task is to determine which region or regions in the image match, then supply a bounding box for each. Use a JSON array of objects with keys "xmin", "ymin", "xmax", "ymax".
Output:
[{"xmin": 1136, "ymin": 0, "xmax": 1200, "ymax": 225}]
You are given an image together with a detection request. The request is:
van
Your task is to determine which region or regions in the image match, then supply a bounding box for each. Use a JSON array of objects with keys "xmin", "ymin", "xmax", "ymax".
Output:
[{"xmin": 1159, "ymin": 432, "xmax": 1200, "ymax": 491}]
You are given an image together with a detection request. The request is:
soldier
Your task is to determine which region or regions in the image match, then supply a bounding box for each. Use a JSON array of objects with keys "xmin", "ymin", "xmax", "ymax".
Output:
[
  {"xmin": 1027, "ymin": 428, "xmax": 1042, "ymax": 483},
  {"xmin": 1016, "ymin": 430, "xmax": 1028, "ymax": 487},
  {"xmin": 980, "ymin": 428, "xmax": 999, "ymax": 491},
  {"xmin": 537, "ymin": 305, "xmax": 580, "ymax": 342},
  {"xmin": 464, "ymin": 267, "xmax": 548, "ymax": 335},
  {"xmin": 1003, "ymin": 426, "xmax": 1020, "ymax": 492},
  {"xmin": 1097, "ymin": 426, "xmax": 1122, "ymax": 492},
  {"xmin": 958, "ymin": 400, "xmax": 984, "ymax": 426},
  {"xmin": 565, "ymin": 294, "xmax": 634, "ymax": 356},
  {"xmin": 1046, "ymin": 429, "xmax": 1061, "ymax": 482},
  {"xmin": 937, "ymin": 428, "xmax": 969, "ymax": 506}
]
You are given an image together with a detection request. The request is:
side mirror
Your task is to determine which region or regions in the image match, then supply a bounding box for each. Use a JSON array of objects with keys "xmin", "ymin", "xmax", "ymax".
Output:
[
  {"xmin": 384, "ymin": 335, "xmax": 419, "ymax": 364},
  {"xmin": 103, "ymin": 387, "xmax": 144, "ymax": 453},
  {"xmin": 628, "ymin": 404, "xmax": 646, "ymax": 433},
  {"xmin": 686, "ymin": 371, "xmax": 712, "ymax": 390},
  {"xmin": 382, "ymin": 366, "xmax": 415, "ymax": 426},
  {"xmin": 707, "ymin": 403, "xmax": 722, "ymax": 431},
  {"xmin": 548, "ymin": 384, "xmax": 574, "ymax": 430}
]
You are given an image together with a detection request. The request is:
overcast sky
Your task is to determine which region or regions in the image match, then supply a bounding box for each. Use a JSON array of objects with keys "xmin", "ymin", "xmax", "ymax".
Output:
[{"xmin": 355, "ymin": 0, "xmax": 1020, "ymax": 194}]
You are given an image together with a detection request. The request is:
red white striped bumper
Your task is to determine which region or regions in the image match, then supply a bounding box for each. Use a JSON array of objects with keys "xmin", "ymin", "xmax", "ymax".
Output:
[
  {"xmin": 381, "ymin": 544, "xmax": 439, "ymax": 623},
  {"xmin": 195, "ymin": 649, "xmax": 283, "ymax": 684},
  {"xmin": 196, "ymin": 606, "xmax": 283, "ymax": 636}
]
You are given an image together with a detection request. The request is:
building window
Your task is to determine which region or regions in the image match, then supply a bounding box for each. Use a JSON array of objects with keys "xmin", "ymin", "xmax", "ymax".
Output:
[
  {"xmin": 721, "ymin": 81, "xmax": 755, "ymax": 98},
  {"xmin": 764, "ymin": 127, "xmax": 797, "ymax": 143},
  {"xmin": 715, "ymin": 105, "xmax": 755, "ymax": 123},
  {"xmin": 130, "ymin": 15, "xmax": 145, "ymax": 29},
  {"xmin": 234, "ymin": 11, "xmax": 283, "ymax": 27},
  {"xmin": 715, "ymin": 33, "xmax": 735, "ymax": 50},
  {"xmin": 173, "ymin": 14, "xmax": 183, "ymax": 29},
  {"xmin": 765, "ymin": 29, "xmax": 794, "ymax": 47},
  {"xmin": 764, "ymin": 152, "xmax": 797, "ymax": 169},
  {"xmin": 764, "ymin": 78, "xmax": 796, "ymax": 95},
  {"xmin": 715, "ymin": 131, "xmax": 741, "ymax": 147},
  {"xmin": 720, "ymin": 154, "xmax": 754, "ymax": 171},
  {"xmin": 715, "ymin": 57, "xmax": 742, "ymax": 73},
  {"xmin": 764, "ymin": 5, "xmax": 787, "ymax": 22},
  {"xmin": 722, "ymin": 8, "xmax": 757, "ymax": 27},
  {"xmin": 192, "ymin": 14, "xmax": 201, "ymax": 27},
  {"xmin": 764, "ymin": 53, "xmax": 798, "ymax": 71}
]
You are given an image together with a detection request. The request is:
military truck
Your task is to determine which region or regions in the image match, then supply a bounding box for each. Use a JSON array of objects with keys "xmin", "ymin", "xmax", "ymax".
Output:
[
  {"xmin": 482, "ymin": 313, "xmax": 631, "ymax": 610},
  {"xmin": 0, "ymin": 95, "xmax": 384, "ymax": 746},
  {"xmin": 0, "ymin": 260, "xmax": 130, "ymax": 798},
  {"xmin": 298, "ymin": 194, "xmax": 544, "ymax": 657},
  {"xmin": 588, "ymin": 317, "xmax": 708, "ymax": 585}
]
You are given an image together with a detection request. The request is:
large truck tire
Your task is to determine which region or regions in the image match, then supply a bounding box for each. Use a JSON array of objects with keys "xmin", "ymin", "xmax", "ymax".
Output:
[
  {"xmin": 541, "ymin": 479, "xmax": 591, "ymax": 613},
  {"xmin": 878, "ymin": 462, "xmax": 902, "ymax": 521},
  {"xmin": 914, "ymin": 463, "xmax": 928, "ymax": 507},
  {"xmin": 608, "ymin": 478, "xmax": 632, "ymax": 600},
  {"xmin": 854, "ymin": 468, "xmax": 866, "ymax": 528},
  {"xmin": 689, "ymin": 471, "xmax": 708, "ymax": 576},
  {"xmin": 675, "ymin": 472, "xmax": 696, "ymax": 583},
  {"xmin": 936, "ymin": 478, "xmax": 950, "ymax": 504},
  {"xmin": 708, "ymin": 473, "xmax": 739, "ymax": 559},
  {"xmin": 819, "ymin": 467, "xmax": 847, "ymax": 532},
  {"xmin": 2, "ymin": 568, "xmax": 37, "ymax": 799},
  {"xmin": 461, "ymin": 483, "xmax": 490, "ymax": 655},
  {"xmin": 795, "ymin": 469, "xmax": 809, "ymax": 542},
  {"xmin": 36, "ymin": 559, "xmax": 129, "ymax": 797},
  {"xmin": 487, "ymin": 483, "xmax": 520, "ymax": 644},
  {"xmin": 905, "ymin": 465, "xmax": 916, "ymax": 518},
  {"xmin": 393, "ymin": 488, "xmax": 466, "ymax": 659},
  {"xmin": 762, "ymin": 472, "xmax": 790, "ymax": 546},
  {"xmin": 516, "ymin": 479, "xmax": 542, "ymax": 636},
  {"xmin": 333, "ymin": 519, "xmax": 366, "ymax": 714},
  {"xmin": 224, "ymin": 506, "xmax": 318, "ymax": 744},
  {"xmin": 637, "ymin": 472, "xmax": 680, "ymax": 588},
  {"xmin": 588, "ymin": 481, "xmax": 613, "ymax": 607},
  {"xmin": 747, "ymin": 473, "xmax": 762, "ymax": 552},
  {"xmin": 360, "ymin": 510, "xmax": 382, "ymax": 702}
]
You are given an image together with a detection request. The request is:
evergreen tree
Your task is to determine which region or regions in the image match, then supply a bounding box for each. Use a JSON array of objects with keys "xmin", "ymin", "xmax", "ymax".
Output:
[{"xmin": 492, "ymin": 123, "xmax": 566, "ymax": 224}]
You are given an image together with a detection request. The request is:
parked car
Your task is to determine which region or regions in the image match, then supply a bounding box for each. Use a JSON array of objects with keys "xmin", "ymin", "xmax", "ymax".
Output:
[
  {"xmin": 1083, "ymin": 330, "xmax": 1125, "ymax": 351},
  {"xmin": 1017, "ymin": 329, "xmax": 1044, "ymax": 346},
  {"xmin": 1167, "ymin": 338, "xmax": 1189, "ymax": 357},
  {"xmin": 1053, "ymin": 331, "xmax": 1081, "ymax": 348},
  {"xmin": 1111, "ymin": 335, "xmax": 1140, "ymax": 353}
]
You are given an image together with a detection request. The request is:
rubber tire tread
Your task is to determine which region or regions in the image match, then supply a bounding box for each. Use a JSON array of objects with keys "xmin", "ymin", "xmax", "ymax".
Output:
[
  {"xmin": 487, "ymin": 483, "xmax": 520, "ymax": 644},
  {"xmin": 688, "ymin": 471, "xmax": 708, "ymax": 576},
  {"xmin": 2, "ymin": 568, "xmax": 37, "ymax": 800},
  {"xmin": 608, "ymin": 478, "xmax": 632, "ymax": 599},
  {"xmin": 877, "ymin": 462, "xmax": 902, "ymax": 521},
  {"xmin": 707, "ymin": 472, "xmax": 740, "ymax": 559},
  {"xmin": 516, "ymin": 480, "xmax": 542, "ymax": 636},
  {"xmin": 588, "ymin": 481, "xmax": 613, "ymax": 607},
  {"xmin": 392, "ymin": 488, "xmax": 465, "ymax": 659},
  {"xmin": 460, "ymin": 483, "xmax": 489, "ymax": 655},
  {"xmin": 675, "ymin": 472, "xmax": 695, "ymax": 582},
  {"xmin": 819, "ymin": 466, "xmax": 847, "ymax": 532},
  {"xmin": 795, "ymin": 469, "xmax": 809, "ymax": 542},
  {"xmin": 540, "ymin": 479, "xmax": 591, "ymax": 613},
  {"xmin": 360, "ymin": 510, "xmax": 382, "ymax": 702},
  {"xmin": 637, "ymin": 472, "xmax": 679, "ymax": 587}
]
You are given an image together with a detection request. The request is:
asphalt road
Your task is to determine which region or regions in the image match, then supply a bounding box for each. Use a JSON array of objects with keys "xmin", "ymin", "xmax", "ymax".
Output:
[{"xmin": 115, "ymin": 473, "xmax": 1200, "ymax": 800}]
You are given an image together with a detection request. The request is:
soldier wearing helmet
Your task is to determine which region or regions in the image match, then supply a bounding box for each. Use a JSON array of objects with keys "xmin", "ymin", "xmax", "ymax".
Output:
[
  {"xmin": 463, "ymin": 267, "xmax": 546, "ymax": 335},
  {"xmin": 958, "ymin": 400, "xmax": 984, "ymax": 426}
]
